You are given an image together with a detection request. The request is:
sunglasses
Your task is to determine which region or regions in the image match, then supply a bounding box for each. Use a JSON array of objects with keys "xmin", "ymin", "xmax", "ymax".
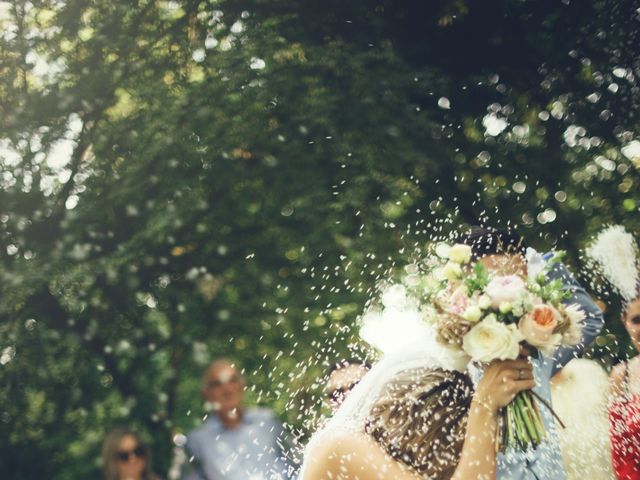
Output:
[
  {"xmin": 206, "ymin": 374, "xmax": 242, "ymax": 389},
  {"xmin": 326, "ymin": 382, "xmax": 359, "ymax": 403},
  {"xmin": 116, "ymin": 446, "xmax": 145, "ymax": 462}
]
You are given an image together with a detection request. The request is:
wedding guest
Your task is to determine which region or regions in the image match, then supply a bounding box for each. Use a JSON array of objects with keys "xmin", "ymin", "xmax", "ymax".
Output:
[
  {"xmin": 610, "ymin": 298, "xmax": 640, "ymax": 480},
  {"xmin": 324, "ymin": 358, "xmax": 371, "ymax": 412},
  {"xmin": 182, "ymin": 358, "xmax": 290, "ymax": 479},
  {"xmin": 101, "ymin": 427, "xmax": 160, "ymax": 480},
  {"xmin": 588, "ymin": 225, "xmax": 640, "ymax": 480},
  {"xmin": 550, "ymin": 358, "xmax": 613, "ymax": 479},
  {"xmin": 460, "ymin": 226, "xmax": 604, "ymax": 480}
]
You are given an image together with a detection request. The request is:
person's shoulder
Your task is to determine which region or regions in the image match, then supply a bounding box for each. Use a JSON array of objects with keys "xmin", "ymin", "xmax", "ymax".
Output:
[
  {"xmin": 304, "ymin": 430, "xmax": 370, "ymax": 469},
  {"xmin": 610, "ymin": 362, "xmax": 627, "ymax": 395},
  {"xmin": 247, "ymin": 407, "xmax": 284, "ymax": 433},
  {"xmin": 304, "ymin": 430, "xmax": 419, "ymax": 480},
  {"xmin": 247, "ymin": 406, "xmax": 277, "ymax": 421},
  {"xmin": 542, "ymin": 252, "xmax": 570, "ymax": 275},
  {"xmin": 541, "ymin": 251, "xmax": 554, "ymax": 261},
  {"xmin": 187, "ymin": 417, "xmax": 220, "ymax": 447}
]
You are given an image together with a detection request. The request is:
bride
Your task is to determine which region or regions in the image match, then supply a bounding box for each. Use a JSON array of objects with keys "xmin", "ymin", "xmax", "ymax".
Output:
[{"xmin": 301, "ymin": 339, "xmax": 535, "ymax": 479}]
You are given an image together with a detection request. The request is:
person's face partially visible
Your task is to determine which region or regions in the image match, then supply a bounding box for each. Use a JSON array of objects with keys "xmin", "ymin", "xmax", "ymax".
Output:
[
  {"xmin": 325, "ymin": 364, "xmax": 368, "ymax": 412},
  {"xmin": 478, "ymin": 253, "xmax": 527, "ymax": 278},
  {"xmin": 624, "ymin": 299, "xmax": 640, "ymax": 352},
  {"xmin": 115, "ymin": 435, "xmax": 146, "ymax": 480},
  {"xmin": 203, "ymin": 363, "xmax": 245, "ymax": 414}
]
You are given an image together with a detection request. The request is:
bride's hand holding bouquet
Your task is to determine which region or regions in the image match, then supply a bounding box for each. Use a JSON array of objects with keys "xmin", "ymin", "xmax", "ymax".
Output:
[{"xmin": 421, "ymin": 243, "xmax": 586, "ymax": 452}]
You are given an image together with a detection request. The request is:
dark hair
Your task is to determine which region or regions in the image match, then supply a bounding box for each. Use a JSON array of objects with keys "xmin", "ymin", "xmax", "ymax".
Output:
[
  {"xmin": 324, "ymin": 357, "xmax": 372, "ymax": 379},
  {"xmin": 101, "ymin": 427, "xmax": 158, "ymax": 480},
  {"xmin": 458, "ymin": 226, "xmax": 526, "ymax": 259}
]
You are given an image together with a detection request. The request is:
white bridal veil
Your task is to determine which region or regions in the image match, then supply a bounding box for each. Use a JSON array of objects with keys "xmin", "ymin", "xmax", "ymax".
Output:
[{"xmin": 300, "ymin": 284, "xmax": 469, "ymax": 477}]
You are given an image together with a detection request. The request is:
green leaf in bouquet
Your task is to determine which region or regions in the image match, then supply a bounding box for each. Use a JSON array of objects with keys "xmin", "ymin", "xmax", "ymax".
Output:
[
  {"xmin": 498, "ymin": 311, "xmax": 519, "ymax": 325},
  {"xmin": 539, "ymin": 279, "xmax": 565, "ymax": 304},
  {"xmin": 545, "ymin": 250, "xmax": 567, "ymax": 267},
  {"xmin": 465, "ymin": 262, "xmax": 489, "ymax": 294}
]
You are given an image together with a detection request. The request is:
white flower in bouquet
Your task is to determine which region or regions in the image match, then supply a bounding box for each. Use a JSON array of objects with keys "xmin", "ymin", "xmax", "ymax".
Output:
[
  {"xmin": 485, "ymin": 274, "xmax": 528, "ymax": 308},
  {"xmin": 478, "ymin": 294, "xmax": 492, "ymax": 310},
  {"xmin": 435, "ymin": 242, "xmax": 452, "ymax": 259},
  {"xmin": 421, "ymin": 273, "xmax": 445, "ymax": 295},
  {"xmin": 442, "ymin": 261, "xmax": 463, "ymax": 281},
  {"xmin": 511, "ymin": 300, "xmax": 525, "ymax": 317},
  {"xmin": 448, "ymin": 243, "xmax": 473, "ymax": 264},
  {"xmin": 522, "ymin": 293, "xmax": 542, "ymax": 313},
  {"xmin": 462, "ymin": 305, "xmax": 483, "ymax": 323},
  {"xmin": 442, "ymin": 286, "xmax": 471, "ymax": 316},
  {"xmin": 558, "ymin": 304, "xmax": 586, "ymax": 345},
  {"xmin": 462, "ymin": 315, "xmax": 521, "ymax": 362},
  {"xmin": 525, "ymin": 248, "xmax": 547, "ymax": 281},
  {"xmin": 499, "ymin": 301, "xmax": 513, "ymax": 314},
  {"xmin": 518, "ymin": 304, "xmax": 562, "ymax": 351},
  {"xmin": 422, "ymin": 305, "xmax": 439, "ymax": 325}
]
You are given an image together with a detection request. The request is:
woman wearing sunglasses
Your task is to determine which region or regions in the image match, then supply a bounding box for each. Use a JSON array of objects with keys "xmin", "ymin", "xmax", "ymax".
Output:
[
  {"xmin": 101, "ymin": 427, "xmax": 160, "ymax": 480},
  {"xmin": 589, "ymin": 226, "xmax": 640, "ymax": 480}
]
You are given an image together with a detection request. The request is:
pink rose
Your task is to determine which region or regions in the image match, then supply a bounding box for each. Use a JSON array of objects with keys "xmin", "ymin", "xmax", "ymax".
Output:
[
  {"xmin": 485, "ymin": 275, "xmax": 527, "ymax": 309},
  {"xmin": 518, "ymin": 304, "xmax": 560, "ymax": 348},
  {"xmin": 446, "ymin": 287, "xmax": 470, "ymax": 316}
]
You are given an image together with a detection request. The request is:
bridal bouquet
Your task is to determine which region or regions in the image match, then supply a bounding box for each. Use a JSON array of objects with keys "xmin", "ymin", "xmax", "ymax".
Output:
[{"xmin": 421, "ymin": 243, "xmax": 585, "ymax": 452}]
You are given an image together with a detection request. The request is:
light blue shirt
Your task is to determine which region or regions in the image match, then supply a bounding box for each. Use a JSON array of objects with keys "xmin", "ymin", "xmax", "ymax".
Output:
[
  {"xmin": 183, "ymin": 408, "xmax": 290, "ymax": 480},
  {"xmin": 484, "ymin": 258, "xmax": 604, "ymax": 480}
]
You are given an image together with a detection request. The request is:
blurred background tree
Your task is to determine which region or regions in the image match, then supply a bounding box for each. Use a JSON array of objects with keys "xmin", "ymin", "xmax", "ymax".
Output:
[{"xmin": 0, "ymin": 0, "xmax": 639, "ymax": 477}]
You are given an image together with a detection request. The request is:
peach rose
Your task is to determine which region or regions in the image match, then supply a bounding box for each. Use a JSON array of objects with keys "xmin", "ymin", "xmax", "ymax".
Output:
[{"xmin": 518, "ymin": 304, "xmax": 561, "ymax": 348}]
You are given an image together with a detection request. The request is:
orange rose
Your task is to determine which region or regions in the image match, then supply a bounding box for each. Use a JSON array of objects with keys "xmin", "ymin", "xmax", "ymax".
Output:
[{"xmin": 518, "ymin": 304, "xmax": 560, "ymax": 348}]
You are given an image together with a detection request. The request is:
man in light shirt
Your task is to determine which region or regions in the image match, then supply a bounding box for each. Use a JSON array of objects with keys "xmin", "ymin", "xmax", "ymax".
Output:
[{"xmin": 183, "ymin": 359, "xmax": 290, "ymax": 480}]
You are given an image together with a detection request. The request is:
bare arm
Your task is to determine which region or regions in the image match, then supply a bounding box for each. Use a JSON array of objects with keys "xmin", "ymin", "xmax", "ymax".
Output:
[
  {"xmin": 452, "ymin": 359, "xmax": 535, "ymax": 480},
  {"xmin": 451, "ymin": 400, "xmax": 498, "ymax": 480},
  {"xmin": 609, "ymin": 362, "xmax": 626, "ymax": 398}
]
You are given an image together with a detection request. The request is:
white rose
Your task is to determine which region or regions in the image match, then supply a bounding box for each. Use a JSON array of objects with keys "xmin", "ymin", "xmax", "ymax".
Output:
[
  {"xmin": 462, "ymin": 305, "xmax": 483, "ymax": 323},
  {"xmin": 499, "ymin": 301, "xmax": 513, "ymax": 314},
  {"xmin": 478, "ymin": 295, "xmax": 492, "ymax": 310},
  {"xmin": 462, "ymin": 316, "xmax": 521, "ymax": 362},
  {"xmin": 512, "ymin": 302, "xmax": 524, "ymax": 317},
  {"xmin": 484, "ymin": 313, "xmax": 497, "ymax": 323},
  {"xmin": 442, "ymin": 261, "xmax": 463, "ymax": 281},
  {"xmin": 436, "ymin": 243, "xmax": 452, "ymax": 259},
  {"xmin": 448, "ymin": 244, "xmax": 473, "ymax": 264}
]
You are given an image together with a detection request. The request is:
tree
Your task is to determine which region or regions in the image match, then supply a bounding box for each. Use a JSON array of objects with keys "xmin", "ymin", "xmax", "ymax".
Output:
[{"xmin": 0, "ymin": 0, "xmax": 638, "ymax": 477}]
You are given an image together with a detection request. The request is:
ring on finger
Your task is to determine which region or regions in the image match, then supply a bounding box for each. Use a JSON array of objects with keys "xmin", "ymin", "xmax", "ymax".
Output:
[{"xmin": 518, "ymin": 369, "xmax": 525, "ymax": 380}]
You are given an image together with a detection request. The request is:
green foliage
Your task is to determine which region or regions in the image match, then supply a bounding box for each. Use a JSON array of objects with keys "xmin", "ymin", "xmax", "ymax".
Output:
[
  {"xmin": 0, "ymin": 0, "xmax": 638, "ymax": 478},
  {"xmin": 465, "ymin": 262, "xmax": 490, "ymax": 294}
]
